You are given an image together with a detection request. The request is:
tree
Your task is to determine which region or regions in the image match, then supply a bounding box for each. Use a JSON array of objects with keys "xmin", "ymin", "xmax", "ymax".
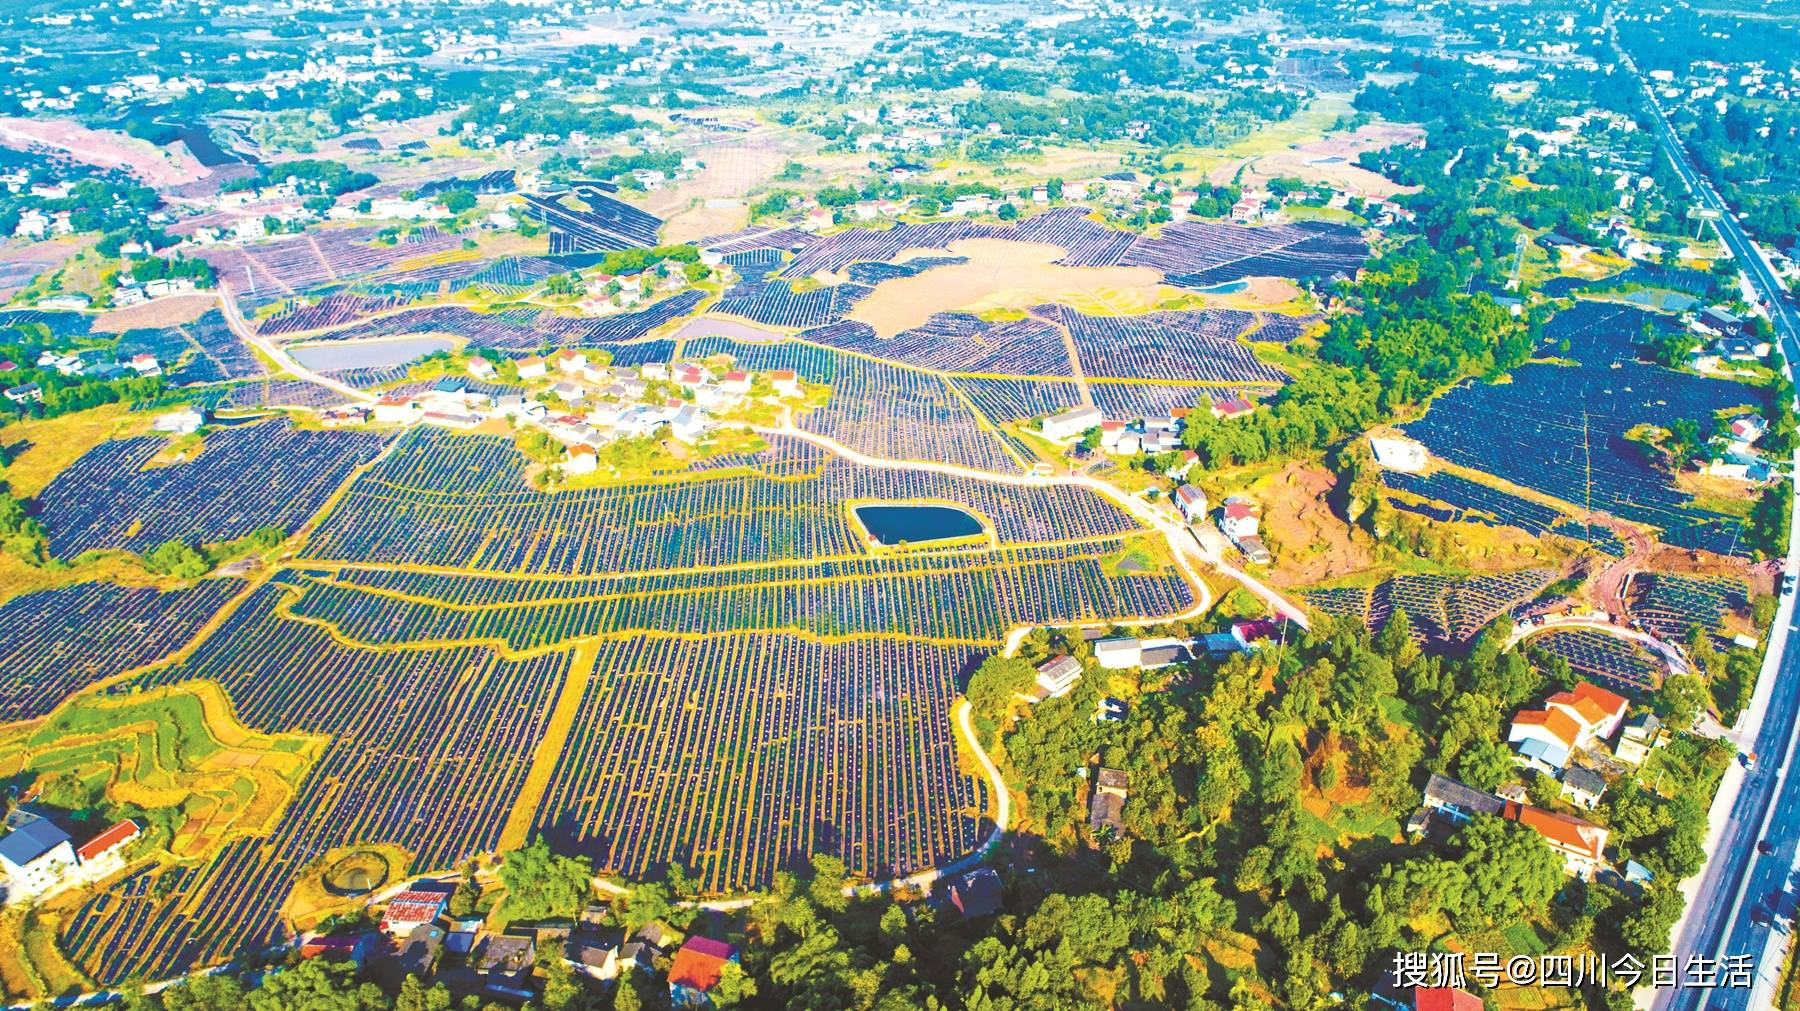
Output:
[
  {"xmin": 964, "ymin": 654, "xmax": 1036, "ymax": 719},
  {"xmin": 497, "ymin": 840, "xmax": 594, "ymax": 923},
  {"xmin": 440, "ymin": 188, "xmax": 477, "ymax": 214},
  {"xmin": 1655, "ymin": 674, "xmax": 1706, "ymax": 730},
  {"xmin": 143, "ymin": 539, "xmax": 210, "ymax": 579}
]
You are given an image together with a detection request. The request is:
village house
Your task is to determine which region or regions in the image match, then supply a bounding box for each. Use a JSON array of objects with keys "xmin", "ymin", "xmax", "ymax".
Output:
[
  {"xmin": 1028, "ymin": 655, "xmax": 1082, "ymax": 702},
  {"xmin": 0, "ymin": 819, "xmax": 76, "ymax": 900},
  {"xmin": 1039, "ymin": 405, "xmax": 1102, "ymax": 443},
  {"xmin": 669, "ymin": 936, "xmax": 741, "ymax": 1007},
  {"xmin": 380, "ymin": 885, "xmax": 451, "ymax": 935},
  {"xmin": 517, "ymin": 356, "xmax": 550, "ymax": 380},
  {"xmin": 767, "ymin": 368, "xmax": 802, "ymax": 398},
  {"xmin": 374, "ymin": 395, "xmax": 424, "ymax": 425},
  {"xmin": 1560, "ymin": 766, "xmax": 1607, "ymax": 810},
  {"xmin": 557, "ymin": 349, "xmax": 588, "ymax": 374},
  {"xmin": 467, "ymin": 357, "xmax": 497, "ymax": 380},
  {"xmin": 1088, "ymin": 768, "xmax": 1128, "ymax": 840},
  {"xmin": 1613, "ymin": 712, "xmax": 1666, "ymax": 766},
  {"xmin": 1176, "ymin": 484, "xmax": 1209, "ymax": 524},
  {"xmin": 940, "ymin": 866, "xmax": 1002, "ymax": 920},
  {"xmin": 1219, "ymin": 499, "xmax": 1259, "ymax": 541},
  {"xmin": 1507, "ymin": 681, "xmax": 1629, "ymax": 772},
  {"xmin": 1211, "ymin": 396, "xmax": 1256, "ymax": 420}
]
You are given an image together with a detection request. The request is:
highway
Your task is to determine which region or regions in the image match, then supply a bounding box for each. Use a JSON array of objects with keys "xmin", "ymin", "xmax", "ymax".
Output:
[{"xmin": 1615, "ymin": 33, "xmax": 1800, "ymax": 1011}]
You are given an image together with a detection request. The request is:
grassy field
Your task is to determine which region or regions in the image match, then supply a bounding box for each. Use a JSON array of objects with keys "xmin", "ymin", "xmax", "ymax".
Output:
[
  {"xmin": 0, "ymin": 681, "xmax": 326, "ymax": 860},
  {"xmin": 0, "ymin": 401, "xmax": 147, "ymax": 498}
]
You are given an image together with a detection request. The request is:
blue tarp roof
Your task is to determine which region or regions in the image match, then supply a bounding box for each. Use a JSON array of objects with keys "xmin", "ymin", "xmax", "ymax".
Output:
[{"xmin": 0, "ymin": 819, "xmax": 70, "ymax": 868}]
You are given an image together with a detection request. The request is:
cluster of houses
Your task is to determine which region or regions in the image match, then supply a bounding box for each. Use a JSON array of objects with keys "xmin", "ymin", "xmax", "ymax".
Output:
[
  {"xmin": 305, "ymin": 859, "xmax": 1004, "ymax": 1005},
  {"xmin": 0, "ymin": 809, "xmax": 140, "ymax": 903},
  {"xmin": 2, "ymin": 346, "xmax": 163, "ymax": 405},
  {"xmin": 1403, "ymin": 680, "xmax": 1669, "ymax": 883},
  {"xmin": 310, "ymin": 882, "xmax": 746, "ymax": 1006},
  {"xmin": 351, "ymin": 352, "xmax": 804, "ymax": 475}
]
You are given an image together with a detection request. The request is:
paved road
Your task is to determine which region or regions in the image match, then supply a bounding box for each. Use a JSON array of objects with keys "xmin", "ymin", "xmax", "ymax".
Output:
[
  {"xmin": 216, "ymin": 292, "xmax": 376, "ymax": 405},
  {"xmin": 1614, "ymin": 32, "xmax": 1800, "ymax": 1011}
]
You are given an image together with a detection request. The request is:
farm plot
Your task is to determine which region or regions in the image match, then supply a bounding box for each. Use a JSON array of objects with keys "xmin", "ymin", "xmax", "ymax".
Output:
[
  {"xmin": 1304, "ymin": 569, "xmax": 1554, "ymax": 645},
  {"xmin": 62, "ymin": 584, "xmax": 575, "ymax": 982},
  {"xmin": 288, "ymin": 538, "xmax": 1193, "ymax": 649},
  {"xmin": 530, "ymin": 633, "xmax": 989, "ymax": 894},
  {"xmin": 1033, "ymin": 304, "xmax": 1286, "ymax": 384},
  {"xmin": 37, "ymin": 420, "xmax": 388, "ymax": 557},
  {"xmin": 1525, "ymin": 628, "xmax": 1664, "ymax": 693},
  {"xmin": 0, "ymin": 681, "xmax": 324, "ymax": 860},
  {"xmin": 259, "ymin": 292, "xmax": 410, "ymax": 336},
  {"xmin": 712, "ymin": 274, "xmax": 874, "ymax": 330},
  {"xmin": 524, "ymin": 192, "xmax": 663, "ymax": 253},
  {"xmin": 1384, "ymin": 470, "xmax": 1626, "ymax": 556},
  {"xmin": 1118, "ymin": 220, "xmax": 1367, "ymax": 287},
  {"xmin": 681, "ymin": 336, "xmax": 1021, "ymax": 471},
  {"xmin": 196, "ymin": 227, "xmax": 463, "ymax": 297},
  {"xmin": 301, "ymin": 430, "xmax": 1142, "ymax": 574},
  {"xmin": 166, "ymin": 310, "xmax": 265, "ymax": 386},
  {"xmin": 0, "ymin": 579, "xmax": 244, "ymax": 723},
  {"xmin": 797, "ymin": 313, "xmax": 1072, "ymax": 376},
  {"xmin": 1402, "ymin": 302, "xmax": 1765, "ymax": 556},
  {"xmin": 1628, "ymin": 573, "xmax": 1750, "ymax": 644}
]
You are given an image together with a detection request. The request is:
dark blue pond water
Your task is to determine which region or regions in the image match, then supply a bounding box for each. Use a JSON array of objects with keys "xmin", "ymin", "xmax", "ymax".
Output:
[{"xmin": 854, "ymin": 504, "xmax": 983, "ymax": 546}]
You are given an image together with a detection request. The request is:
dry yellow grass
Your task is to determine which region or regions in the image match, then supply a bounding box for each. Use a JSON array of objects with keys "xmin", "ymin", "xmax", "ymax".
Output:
[
  {"xmin": 1, "ymin": 401, "xmax": 147, "ymax": 498},
  {"xmin": 844, "ymin": 238, "xmax": 1175, "ymax": 337},
  {"xmin": 90, "ymin": 293, "xmax": 216, "ymax": 332},
  {"xmin": 497, "ymin": 642, "xmax": 600, "ymax": 850}
]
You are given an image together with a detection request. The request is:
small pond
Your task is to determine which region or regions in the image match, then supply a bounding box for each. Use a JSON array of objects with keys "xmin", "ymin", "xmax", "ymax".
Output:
[
  {"xmin": 853, "ymin": 504, "xmax": 984, "ymax": 546},
  {"xmin": 290, "ymin": 336, "xmax": 455, "ymax": 372},
  {"xmin": 1192, "ymin": 279, "xmax": 1249, "ymax": 295}
]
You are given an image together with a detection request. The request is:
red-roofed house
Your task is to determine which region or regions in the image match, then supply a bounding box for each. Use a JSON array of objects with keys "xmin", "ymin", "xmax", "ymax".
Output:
[
  {"xmin": 1507, "ymin": 707, "xmax": 1583, "ymax": 772},
  {"xmin": 1211, "ymin": 396, "xmax": 1255, "ymax": 420},
  {"xmin": 1545, "ymin": 682, "xmax": 1630, "ymax": 744},
  {"xmin": 1504, "ymin": 801, "xmax": 1610, "ymax": 879},
  {"xmin": 669, "ymin": 936, "xmax": 740, "ymax": 1007},
  {"xmin": 768, "ymin": 369, "xmax": 801, "ymax": 398},
  {"xmin": 75, "ymin": 819, "xmax": 139, "ymax": 866},
  {"xmin": 1414, "ymin": 987, "xmax": 1484, "ymax": 1011},
  {"xmin": 1231, "ymin": 620, "xmax": 1280, "ymax": 651},
  {"xmin": 720, "ymin": 370, "xmax": 751, "ymax": 394},
  {"xmin": 381, "ymin": 888, "xmax": 450, "ymax": 935},
  {"xmin": 1219, "ymin": 501, "xmax": 1259, "ymax": 540},
  {"xmin": 300, "ymin": 932, "xmax": 376, "ymax": 968}
]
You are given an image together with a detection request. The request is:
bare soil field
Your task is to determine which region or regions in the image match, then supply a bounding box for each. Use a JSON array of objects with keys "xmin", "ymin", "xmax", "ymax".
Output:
[
  {"xmin": 1206, "ymin": 121, "xmax": 1425, "ymax": 198},
  {"xmin": 845, "ymin": 238, "xmax": 1174, "ymax": 337},
  {"xmin": 0, "ymin": 117, "xmax": 207, "ymax": 188},
  {"xmin": 91, "ymin": 293, "xmax": 217, "ymax": 332}
]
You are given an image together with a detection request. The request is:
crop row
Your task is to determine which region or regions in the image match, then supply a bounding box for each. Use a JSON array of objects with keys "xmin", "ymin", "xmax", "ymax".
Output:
[
  {"xmin": 302, "ymin": 430, "xmax": 1140, "ymax": 574},
  {"xmin": 38, "ymin": 420, "xmax": 389, "ymax": 558},
  {"xmin": 58, "ymin": 584, "xmax": 575, "ymax": 982},
  {"xmin": 530, "ymin": 633, "xmax": 988, "ymax": 894},
  {"xmin": 0, "ymin": 579, "xmax": 245, "ymax": 722},
  {"xmin": 288, "ymin": 540, "xmax": 1193, "ymax": 648}
]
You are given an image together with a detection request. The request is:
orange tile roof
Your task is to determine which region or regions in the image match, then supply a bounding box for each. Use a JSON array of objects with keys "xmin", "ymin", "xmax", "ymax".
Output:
[
  {"xmin": 75, "ymin": 819, "xmax": 138, "ymax": 863},
  {"xmin": 1511, "ymin": 708, "xmax": 1582, "ymax": 748},
  {"xmin": 1573, "ymin": 681, "xmax": 1629, "ymax": 715},
  {"xmin": 1508, "ymin": 802, "xmax": 1607, "ymax": 859}
]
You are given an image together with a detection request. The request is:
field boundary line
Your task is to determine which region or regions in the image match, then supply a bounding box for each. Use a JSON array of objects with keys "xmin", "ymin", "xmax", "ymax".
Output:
[{"xmin": 497, "ymin": 642, "xmax": 599, "ymax": 851}]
